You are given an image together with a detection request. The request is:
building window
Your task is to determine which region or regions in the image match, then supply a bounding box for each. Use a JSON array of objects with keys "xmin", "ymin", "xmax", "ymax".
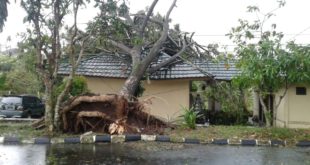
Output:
[{"xmin": 296, "ymin": 87, "xmax": 307, "ymax": 95}]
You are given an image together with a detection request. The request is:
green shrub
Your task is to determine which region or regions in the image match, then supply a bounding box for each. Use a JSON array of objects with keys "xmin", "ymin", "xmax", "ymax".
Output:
[
  {"xmin": 54, "ymin": 76, "xmax": 89, "ymax": 101},
  {"xmin": 180, "ymin": 106, "xmax": 201, "ymax": 129},
  {"xmin": 70, "ymin": 76, "xmax": 89, "ymax": 96},
  {"xmin": 206, "ymin": 110, "xmax": 249, "ymax": 125},
  {"xmin": 191, "ymin": 82, "xmax": 198, "ymax": 92}
]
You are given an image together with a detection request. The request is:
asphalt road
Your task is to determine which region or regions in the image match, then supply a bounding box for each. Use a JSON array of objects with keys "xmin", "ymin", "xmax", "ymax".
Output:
[{"xmin": 0, "ymin": 144, "xmax": 310, "ymax": 165}]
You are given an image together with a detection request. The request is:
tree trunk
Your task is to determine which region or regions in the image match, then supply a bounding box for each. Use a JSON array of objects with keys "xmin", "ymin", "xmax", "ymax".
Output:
[
  {"xmin": 252, "ymin": 89, "xmax": 260, "ymax": 122},
  {"xmin": 53, "ymin": 76, "xmax": 73, "ymax": 131},
  {"xmin": 120, "ymin": 75, "xmax": 141, "ymax": 98},
  {"xmin": 259, "ymin": 94, "xmax": 271, "ymax": 127},
  {"xmin": 44, "ymin": 85, "xmax": 54, "ymax": 133},
  {"xmin": 240, "ymin": 88, "xmax": 248, "ymax": 112},
  {"xmin": 119, "ymin": 61, "xmax": 146, "ymax": 99}
]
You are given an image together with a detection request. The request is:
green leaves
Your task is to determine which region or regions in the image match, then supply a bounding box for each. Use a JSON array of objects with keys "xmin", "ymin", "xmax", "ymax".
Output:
[
  {"xmin": 0, "ymin": 0, "xmax": 8, "ymax": 32},
  {"xmin": 179, "ymin": 106, "xmax": 201, "ymax": 129},
  {"xmin": 229, "ymin": 2, "xmax": 310, "ymax": 94},
  {"xmin": 247, "ymin": 6, "xmax": 260, "ymax": 12}
]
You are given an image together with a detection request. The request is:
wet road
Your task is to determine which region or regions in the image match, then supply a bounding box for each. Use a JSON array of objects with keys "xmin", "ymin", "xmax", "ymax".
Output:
[{"xmin": 0, "ymin": 143, "xmax": 310, "ymax": 165}]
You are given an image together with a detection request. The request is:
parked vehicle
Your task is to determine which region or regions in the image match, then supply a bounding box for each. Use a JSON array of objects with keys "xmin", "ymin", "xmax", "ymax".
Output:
[{"xmin": 0, "ymin": 95, "xmax": 45, "ymax": 118}]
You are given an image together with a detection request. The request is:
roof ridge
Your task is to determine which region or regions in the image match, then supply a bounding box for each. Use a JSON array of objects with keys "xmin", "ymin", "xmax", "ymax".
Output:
[{"xmin": 58, "ymin": 52, "xmax": 239, "ymax": 80}]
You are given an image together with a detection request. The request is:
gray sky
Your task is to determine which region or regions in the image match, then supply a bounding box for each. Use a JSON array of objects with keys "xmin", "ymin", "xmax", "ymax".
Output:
[{"xmin": 1, "ymin": 0, "xmax": 310, "ymax": 50}]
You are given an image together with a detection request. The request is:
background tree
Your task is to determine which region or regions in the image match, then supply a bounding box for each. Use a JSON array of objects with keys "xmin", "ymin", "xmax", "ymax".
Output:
[
  {"xmin": 0, "ymin": 0, "xmax": 9, "ymax": 32},
  {"xmin": 4, "ymin": 52, "xmax": 42, "ymax": 94},
  {"xmin": 0, "ymin": 40, "xmax": 42, "ymax": 95},
  {"xmin": 0, "ymin": 55, "xmax": 14, "ymax": 94},
  {"xmin": 228, "ymin": 1, "xmax": 310, "ymax": 126},
  {"xmin": 21, "ymin": 0, "xmax": 89, "ymax": 132}
]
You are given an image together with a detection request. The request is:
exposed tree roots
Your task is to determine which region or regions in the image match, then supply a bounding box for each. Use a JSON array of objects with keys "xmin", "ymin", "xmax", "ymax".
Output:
[{"xmin": 57, "ymin": 94, "xmax": 167, "ymax": 134}]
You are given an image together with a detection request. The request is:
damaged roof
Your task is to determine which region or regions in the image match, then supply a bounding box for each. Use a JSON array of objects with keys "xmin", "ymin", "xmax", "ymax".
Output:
[{"xmin": 58, "ymin": 53, "xmax": 240, "ymax": 80}]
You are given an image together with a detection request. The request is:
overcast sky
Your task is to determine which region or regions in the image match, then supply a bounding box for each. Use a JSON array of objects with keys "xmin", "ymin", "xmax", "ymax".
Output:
[{"xmin": 1, "ymin": 0, "xmax": 310, "ymax": 50}]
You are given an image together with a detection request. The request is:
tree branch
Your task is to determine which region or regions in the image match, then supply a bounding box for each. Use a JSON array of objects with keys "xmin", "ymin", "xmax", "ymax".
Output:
[
  {"xmin": 148, "ymin": 37, "xmax": 193, "ymax": 73},
  {"xmin": 143, "ymin": 0, "xmax": 177, "ymax": 66},
  {"xmin": 139, "ymin": 0, "xmax": 159, "ymax": 38},
  {"xmin": 123, "ymin": 12, "xmax": 134, "ymax": 25},
  {"xmin": 167, "ymin": 35, "xmax": 180, "ymax": 48},
  {"xmin": 178, "ymin": 55, "xmax": 214, "ymax": 78},
  {"xmin": 75, "ymin": 40, "xmax": 86, "ymax": 69},
  {"xmin": 132, "ymin": 14, "xmax": 163, "ymax": 26},
  {"xmin": 259, "ymin": 93, "xmax": 271, "ymax": 126},
  {"xmin": 275, "ymin": 86, "xmax": 288, "ymax": 110},
  {"xmin": 108, "ymin": 39, "xmax": 132, "ymax": 54}
]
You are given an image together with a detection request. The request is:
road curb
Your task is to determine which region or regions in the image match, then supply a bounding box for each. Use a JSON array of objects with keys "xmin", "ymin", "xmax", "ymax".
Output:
[
  {"xmin": 296, "ymin": 140, "xmax": 310, "ymax": 147},
  {"xmin": 0, "ymin": 135, "xmax": 308, "ymax": 147},
  {"xmin": 111, "ymin": 135, "xmax": 125, "ymax": 143},
  {"xmin": 35, "ymin": 137, "xmax": 51, "ymax": 144},
  {"xmin": 94, "ymin": 135, "xmax": 111, "ymax": 143},
  {"xmin": 4, "ymin": 137, "xmax": 20, "ymax": 144},
  {"xmin": 183, "ymin": 138, "xmax": 200, "ymax": 144},
  {"xmin": 212, "ymin": 139, "xmax": 228, "ymax": 145},
  {"xmin": 125, "ymin": 134, "xmax": 141, "ymax": 142},
  {"xmin": 141, "ymin": 135, "xmax": 156, "ymax": 141},
  {"xmin": 155, "ymin": 135, "xmax": 170, "ymax": 142},
  {"xmin": 270, "ymin": 140, "xmax": 286, "ymax": 147},
  {"xmin": 64, "ymin": 137, "xmax": 80, "ymax": 144},
  {"xmin": 240, "ymin": 139, "xmax": 257, "ymax": 146}
]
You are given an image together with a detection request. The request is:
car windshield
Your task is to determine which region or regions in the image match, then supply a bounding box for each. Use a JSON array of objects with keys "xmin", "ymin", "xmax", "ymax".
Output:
[{"xmin": 1, "ymin": 97, "xmax": 22, "ymax": 104}]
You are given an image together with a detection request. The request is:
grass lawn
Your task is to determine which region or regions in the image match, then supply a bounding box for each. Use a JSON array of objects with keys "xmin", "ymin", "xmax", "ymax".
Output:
[
  {"xmin": 0, "ymin": 122, "xmax": 45, "ymax": 139},
  {"xmin": 0, "ymin": 122, "xmax": 75, "ymax": 139},
  {"xmin": 166, "ymin": 125, "xmax": 310, "ymax": 145},
  {"xmin": 1, "ymin": 122, "xmax": 310, "ymax": 146}
]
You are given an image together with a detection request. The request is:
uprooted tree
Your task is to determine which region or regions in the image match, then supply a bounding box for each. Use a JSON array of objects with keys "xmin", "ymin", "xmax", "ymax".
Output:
[
  {"xmin": 57, "ymin": 94, "xmax": 167, "ymax": 134},
  {"xmin": 50, "ymin": 0, "xmax": 217, "ymax": 134},
  {"xmin": 30, "ymin": 0, "xmax": 215, "ymax": 134}
]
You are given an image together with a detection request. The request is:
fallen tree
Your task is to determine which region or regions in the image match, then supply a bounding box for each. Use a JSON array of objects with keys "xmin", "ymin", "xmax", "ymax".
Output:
[{"xmin": 58, "ymin": 94, "xmax": 167, "ymax": 134}]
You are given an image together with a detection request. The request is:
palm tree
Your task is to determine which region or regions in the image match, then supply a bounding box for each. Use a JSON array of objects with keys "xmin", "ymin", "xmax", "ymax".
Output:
[{"xmin": 0, "ymin": 0, "xmax": 9, "ymax": 32}]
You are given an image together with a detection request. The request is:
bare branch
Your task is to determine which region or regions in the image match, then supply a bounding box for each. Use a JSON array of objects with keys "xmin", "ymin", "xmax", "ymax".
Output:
[
  {"xmin": 132, "ymin": 14, "xmax": 164, "ymax": 26},
  {"xmin": 123, "ymin": 12, "xmax": 134, "ymax": 25},
  {"xmin": 75, "ymin": 41, "xmax": 85, "ymax": 69},
  {"xmin": 143, "ymin": 0, "xmax": 177, "ymax": 65},
  {"xmin": 275, "ymin": 87, "xmax": 288, "ymax": 110},
  {"xmin": 139, "ymin": 0, "xmax": 159, "ymax": 37},
  {"xmin": 108, "ymin": 39, "xmax": 132, "ymax": 54},
  {"xmin": 259, "ymin": 93, "xmax": 271, "ymax": 126},
  {"xmin": 96, "ymin": 47, "xmax": 115, "ymax": 54},
  {"xmin": 189, "ymin": 32, "xmax": 195, "ymax": 41},
  {"xmin": 167, "ymin": 35, "xmax": 180, "ymax": 48},
  {"xmin": 195, "ymin": 43, "xmax": 210, "ymax": 52},
  {"xmin": 148, "ymin": 37, "xmax": 193, "ymax": 73},
  {"xmin": 178, "ymin": 55, "xmax": 214, "ymax": 78}
]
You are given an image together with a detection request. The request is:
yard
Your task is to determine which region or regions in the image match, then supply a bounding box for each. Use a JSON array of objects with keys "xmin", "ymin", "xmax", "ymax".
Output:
[
  {"xmin": 167, "ymin": 126, "xmax": 310, "ymax": 146},
  {"xmin": 1, "ymin": 121, "xmax": 310, "ymax": 146}
]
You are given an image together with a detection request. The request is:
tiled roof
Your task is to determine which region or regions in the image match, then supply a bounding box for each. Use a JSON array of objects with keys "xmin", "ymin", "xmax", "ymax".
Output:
[{"xmin": 58, "ymin": 53, "xmax": 240, "ymax": 80}]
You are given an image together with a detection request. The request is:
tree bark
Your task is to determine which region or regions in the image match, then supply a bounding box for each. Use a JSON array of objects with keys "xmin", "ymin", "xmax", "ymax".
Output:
[
  {"xmin": 259, "ymin": 94, "xmax": 271, "ymax": 127},
  {"xmin": 53, "ymin": 1, "xmax": 87, "ymax": 131},
  {"xmin": 44, "ymin": 85, "xmax": 55, "ymax": 132},
  {"xmin": 119, "ymin": 61, "xmax": 146, "ymax": 99},
  {"xmin": 240, "ymin": 88, "xmax": 248, "ymax": 112},
  {"xmin": 252, "ymin": 89, "xmax": 260, "ymax": 122}
]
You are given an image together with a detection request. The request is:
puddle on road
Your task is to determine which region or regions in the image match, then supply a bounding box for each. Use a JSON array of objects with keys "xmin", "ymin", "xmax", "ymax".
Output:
[{"xmin": 0, "ymin": 143, "xmax": 310, "ymax": 165}]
